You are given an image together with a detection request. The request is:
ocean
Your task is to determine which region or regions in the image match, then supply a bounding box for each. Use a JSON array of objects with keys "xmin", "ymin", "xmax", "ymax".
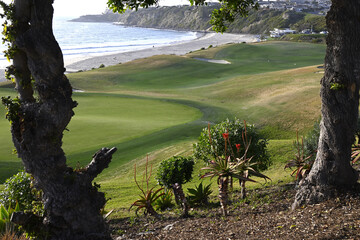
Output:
[{"xmin": 0, "ymin": 17, "xmax": 198, "ymax": 68}]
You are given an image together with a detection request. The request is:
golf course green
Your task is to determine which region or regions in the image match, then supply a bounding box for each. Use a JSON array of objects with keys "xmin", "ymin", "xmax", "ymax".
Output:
[{"xmin": 0, "ymin": 41, "xmax": 326, "ymax": 216}]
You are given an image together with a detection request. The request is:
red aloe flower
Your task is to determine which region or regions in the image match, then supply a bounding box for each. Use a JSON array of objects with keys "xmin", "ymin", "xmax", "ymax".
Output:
[
  {"xmin": 222, "ymin": 133, "xmax": 229, "ymax": 139},
  {"xmin": 236, "ymin": 144, "xmax": 241, "ymax": 152}
]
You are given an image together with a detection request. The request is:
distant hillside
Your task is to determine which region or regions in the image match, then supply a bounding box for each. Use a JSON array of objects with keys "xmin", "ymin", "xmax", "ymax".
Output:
[{"xmin": 71, "ymin": 6, "xmax": 326, "ymax": 34}]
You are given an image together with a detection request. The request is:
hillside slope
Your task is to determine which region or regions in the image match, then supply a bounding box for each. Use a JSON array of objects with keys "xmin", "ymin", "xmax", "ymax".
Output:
[{"xmin": 71, "ymin": 7, "xmax": 326, "ymax": 34}]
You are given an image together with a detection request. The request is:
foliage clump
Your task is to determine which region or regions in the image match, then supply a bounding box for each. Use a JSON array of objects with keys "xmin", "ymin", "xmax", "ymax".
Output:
[
  {"xmin": 156, "ymin": 156, "xmax": 194, "ymax": 216},
  {"xmin": 0, "ymin": 171, "xmax": 42, "ymax": 214},
  {"xmin": 285, "ymin": 131, "xmax": 314, "ymax": 181},
  {"xmin": 200, "ymin": 122, "xmax": 270, "ymax": 215},
  {"xmin": 154, "ymin": 189, "xmax": 174, "ymax": 211},
  {"xmin": 193, "ymin": 118, "xmax": 270, "ymax": 172},
  {"xmin": 156, "ymin": 156, "xmax": 194, "ymax": 188},
  {"xmin": 0, "ymin": 202, "xmax": 18, "ymax": 232},
  {"xmin": 302, "ymin": 120, "xmax": 320, "ymax": 162},
  {"xmin": 130, "ymin": 158, "xmax": 163, "ymax": 219},
  {"xmin": 187, "ymin": 182, "xmax": 212, "ymax": 206}
]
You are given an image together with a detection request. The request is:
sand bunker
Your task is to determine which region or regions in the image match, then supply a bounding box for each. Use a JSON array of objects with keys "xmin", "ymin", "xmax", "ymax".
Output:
[{"xmin": 193, "ymin": 58, "xmax": 231, "ymax": 64}]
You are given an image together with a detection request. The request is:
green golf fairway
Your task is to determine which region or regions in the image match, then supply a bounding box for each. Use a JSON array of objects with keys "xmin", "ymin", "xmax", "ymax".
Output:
[{"xmin": 0, "ymin": 90, "xmax": 202, "ymax": 181}]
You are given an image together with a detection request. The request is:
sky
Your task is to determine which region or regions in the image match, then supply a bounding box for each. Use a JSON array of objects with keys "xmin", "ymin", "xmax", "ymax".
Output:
[{"xmin": 53, "ymin": 0, "xmax": 190, "ymax": 18}]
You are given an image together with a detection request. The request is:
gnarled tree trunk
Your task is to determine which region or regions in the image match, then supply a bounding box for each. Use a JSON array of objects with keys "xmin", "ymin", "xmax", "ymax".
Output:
[
  {"xmin": 172, "ymin": 183, "xmax": 189, "ymax": 217},
  {"xmin": 218, "ymin": 177, "xmax": 229, "ymax": 216},
  {"xmin": 293, "ymin": 0, "xmax": 360, "ymax": 208},
  {"xmin": 8, "ymin": 1, "xmax": 116, "ymax": 239}
]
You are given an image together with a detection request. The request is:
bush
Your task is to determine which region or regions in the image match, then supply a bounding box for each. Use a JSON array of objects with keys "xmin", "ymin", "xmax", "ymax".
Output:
[
  {"xmin": 0, "ymin": 203, "xmax": 19, "ymax": 234},
  {"xmin": 156, "ymin": 156, "xmax": 194, "ymax": 216},
  {"xmin": 0, "ymin": 171, "xmax": 42, "ymax": 213},
  {"xmin": 130, "ymin": 158, "xmax": 163, "ymax": 218},
  {"xmin": 154, "ymin": 189, "xmax": 174, "ymax": 211},
  {"xmin": 187, "ymin": 182, "xmax": 212, "ymax": 206},
  {"xmin": 156, "ymin": 156, "xmax": 194, "ymax": 188},
  {"xmin": 193, "ymin": 118, "xmax": 270, "ymax": 172},
  {"xmin": 303, "ymin": 120, "xmax": 320, "ymax": 162},
  {"xmin": 285, "ymin": 131, "xmax": 314, "ymax": 181}
]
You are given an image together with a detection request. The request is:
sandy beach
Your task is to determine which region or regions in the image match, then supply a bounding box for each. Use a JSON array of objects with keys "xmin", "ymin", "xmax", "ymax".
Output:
[
  {"xmin": 0, "ymin": 32, "xmax": 257, "ymax": 82},
  {"xmin": 65, "ymin": 32, "xmax": 257, "ymax": 72}
]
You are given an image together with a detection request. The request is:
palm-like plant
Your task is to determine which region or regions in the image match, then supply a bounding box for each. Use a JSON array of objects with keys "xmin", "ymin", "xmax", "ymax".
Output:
[
  {"xmin": 187, "ymin": 182, "xmax": 212, "ymax": 206},
  {"xmin": 201, "ymin": 156, "xmax": 249, "ymax": 215},
  {"xmin": 201, "ymin": 122, "xmax": 270, "ymax": 216},
  {"xmin": 285, "ymin": 131, "xmax": 314, "ymax": 182},
  {"xmin": 154, "ymin": 189, "xmax": 174, "ymax": 211},
  {"xmin": 130, "ymin": 157, "xmax": 164, "ymax": 219}
]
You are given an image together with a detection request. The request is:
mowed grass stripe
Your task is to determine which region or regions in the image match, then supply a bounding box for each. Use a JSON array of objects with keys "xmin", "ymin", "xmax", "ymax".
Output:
[
  {"xmin": 69, "ymin": 42, "xmax": 325, "ymax": 92},
  {"xmin": 0, "ymin": 90, "xmax": 204, "ymax": 181},
  {"xmin": 64, "ymin": 93, "xmax": 202, "ymax": 153},
  {"xmin": 65, "ymin": 97, "xmax": 231, "ymax": 179}
]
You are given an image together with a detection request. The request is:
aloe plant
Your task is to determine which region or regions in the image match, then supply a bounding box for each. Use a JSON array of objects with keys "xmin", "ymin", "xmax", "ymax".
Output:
[
  {"xmin": 285, "ymin": 131, "xmax": 314, "ymax": 182},
  {"xmin": 0, "ymin": 202, "xmax": 20, "ymax": 234},
  {"xmin": 187, "ymin": 182, "xmax": 212, "ymax": 206},
  {"xmin": 130, "ymin": 157, "xmax": 164, "ymax": 219},
  {"xmin": 154, "ymin": 189, "xmax": 174, "ymax": 211}
]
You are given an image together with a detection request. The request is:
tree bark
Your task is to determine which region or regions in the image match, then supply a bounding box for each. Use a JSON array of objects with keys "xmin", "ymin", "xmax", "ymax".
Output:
[
  {"xmin": 9, "ymin": 1, "xmax": 117, "ymax": 239},
  {"xmin": 293, "ymin": 0, "xmax": 360, "ymax": 208},
  {"xmin": 218, "ymin": 177, "xmax": 229, "ymax": 216},
  {"xmin": 172, "ymin": 183, "xmax": 189, "ymax": 217},
  {"xmin": 240, "ymin": 180, "xmax": 246, "ymax": 199}
]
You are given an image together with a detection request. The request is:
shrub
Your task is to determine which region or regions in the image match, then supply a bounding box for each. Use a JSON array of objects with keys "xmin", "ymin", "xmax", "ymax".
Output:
[
  {"xmin": 187, "ymin": 182, "xmax": 212, "ymax": 206},
  {"xmin": 154, "ymin": 189, "xmax": 174, "ymax": 211},
  {"xmin": 156, "ymin": 156, "xmax": 194, "ymax": 216},
  {"xmin": 130, "ymin": 158, "xmax": 163, "ymax": 219},
  {"xmin": 303, "ymin": 120, "xmax": 320, "ymax": 162},
  {"xmin": 193, "ymin": 118, "xmax": 270, "ymax": 172},
  {"xmin": 0, "ymin": 203, "xmax": 19, "ymax": 234},
  {"xmin": 201, "ymin": 124, "xmax": 270, "ymax": 216},
  {"xmin": 99, "ymin": 64, "xmax": 105, "ymax": 68},
  {"xmin": 285, "ymin": 131, "xmax": 314, "ymax": 181},
  {"xmin": 156, "ymin": 156, "xmax": 194, "ymax": 188},
  {"xmin": 0, "ymin": 171, "xmax": 42, "ymax": 213}
]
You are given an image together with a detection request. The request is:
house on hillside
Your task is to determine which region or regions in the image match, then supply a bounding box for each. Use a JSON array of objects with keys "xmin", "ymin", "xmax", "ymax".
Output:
[{"xmin": 270, "ymin": 28, "xmax": 296, "ymax": 38}]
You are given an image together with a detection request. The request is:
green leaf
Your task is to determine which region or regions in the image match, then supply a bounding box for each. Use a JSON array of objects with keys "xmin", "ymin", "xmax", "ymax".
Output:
[
  {"xmin": 0, "ymin": 205, "xmax": 9, "ymax": 220},
  {"xmin": 0, "ymin": 219, "xmax": 5, "ymax": 232},
  {"xmin": 14, "ymin": 201, "xmax": 20, "ymax": 212}
]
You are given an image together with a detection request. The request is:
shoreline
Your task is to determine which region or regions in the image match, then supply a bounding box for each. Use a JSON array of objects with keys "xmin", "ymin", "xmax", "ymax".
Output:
[
  {"xmin": 0, "ymin": 32, "xmax": 258, "ymax": 82},
  {"xmin": 65, "ymin": 32, "xmax": 258, "ymax": 73}
]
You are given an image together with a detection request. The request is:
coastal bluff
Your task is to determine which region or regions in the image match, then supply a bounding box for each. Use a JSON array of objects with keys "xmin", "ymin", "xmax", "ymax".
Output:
[{"xmin": 70, "ymin": 6, "xmax": 326, "ymax": 34}]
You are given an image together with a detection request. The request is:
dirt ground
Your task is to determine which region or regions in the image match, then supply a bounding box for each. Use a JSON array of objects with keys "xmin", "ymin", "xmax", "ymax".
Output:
[{"xmin": 110, "ymin": 183, "xmax": 360, "ymax": 240}]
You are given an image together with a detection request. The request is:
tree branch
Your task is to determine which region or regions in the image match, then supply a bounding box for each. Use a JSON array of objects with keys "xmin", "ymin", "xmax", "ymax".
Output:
[{"xmin": 86, "ymin": 147, "xmax": 117, "ymax": 180}]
